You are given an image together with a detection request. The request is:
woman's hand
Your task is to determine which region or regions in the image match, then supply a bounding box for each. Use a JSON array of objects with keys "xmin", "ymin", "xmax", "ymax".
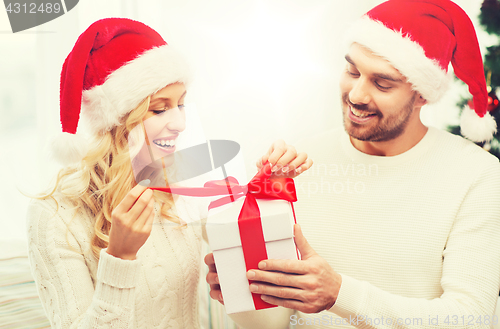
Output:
[
  {"xmin": 257, "ymin": 140, "xmax": 312, "ymax": 178},
  {"xmin": 107, "ymin": 184, "xmax": 155, "ymax": 260}
]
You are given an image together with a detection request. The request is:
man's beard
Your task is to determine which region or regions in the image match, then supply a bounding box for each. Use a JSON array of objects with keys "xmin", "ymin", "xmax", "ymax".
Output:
[{"xmin": 341, "ymin": 93, "xmax": 416, "ymax": 142}]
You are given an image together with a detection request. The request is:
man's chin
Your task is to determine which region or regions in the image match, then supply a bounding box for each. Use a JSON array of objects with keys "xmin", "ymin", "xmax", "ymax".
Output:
[
  {"xmin": 344, "ymin": 120, "xmax": 372, "ymax": 141},
  {"xmin": 346, "ymin": 127, "xmax": 405, "ymax": 143},
  {"xmin": 344, "ymin": 125, "xmax": 386, "ymax": 142}
]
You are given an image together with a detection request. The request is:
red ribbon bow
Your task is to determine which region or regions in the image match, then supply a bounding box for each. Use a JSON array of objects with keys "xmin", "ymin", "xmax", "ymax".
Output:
[{"xmin": 151, "ymin": 163, "xmax": 297, "ymax": 310}]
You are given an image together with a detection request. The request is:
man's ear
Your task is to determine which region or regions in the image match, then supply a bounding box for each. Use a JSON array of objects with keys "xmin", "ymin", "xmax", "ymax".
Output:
[{"xmin": 415, "ymin": 93, "xmax": 428, "ymax": 107}]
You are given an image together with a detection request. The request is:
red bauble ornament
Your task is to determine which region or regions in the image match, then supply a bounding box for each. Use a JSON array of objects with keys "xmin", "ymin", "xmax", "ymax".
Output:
[
  {"xmin": 489, "ymin": 91, "xmax": 499, "ymax": 113},
  {"xmin": 467, "ymin": 91, "xmax": 499, "ymax": 113}
]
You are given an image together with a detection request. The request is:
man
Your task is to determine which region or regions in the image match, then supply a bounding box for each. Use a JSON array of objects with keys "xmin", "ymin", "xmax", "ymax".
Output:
[{"xmin": 206, "ymin": 0, "xmax": 500, "ymax": 327}]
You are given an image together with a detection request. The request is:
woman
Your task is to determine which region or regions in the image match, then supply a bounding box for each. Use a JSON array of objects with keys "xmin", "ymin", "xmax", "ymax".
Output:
[{"xmin": 27, "ymin": 18, "xmax": 311, "ymax": 328}]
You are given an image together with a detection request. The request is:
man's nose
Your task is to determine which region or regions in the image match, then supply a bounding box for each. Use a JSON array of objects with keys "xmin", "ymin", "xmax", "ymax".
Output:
[{"xmin": 349, "ymin": 78, "xmax": 371, "ymax": 105}]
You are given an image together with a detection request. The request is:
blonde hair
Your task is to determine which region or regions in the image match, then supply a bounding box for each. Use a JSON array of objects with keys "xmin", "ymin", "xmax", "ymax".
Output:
[{"xmin": 35, "ymin": 96, "xmax": 180, "ymax": 260}]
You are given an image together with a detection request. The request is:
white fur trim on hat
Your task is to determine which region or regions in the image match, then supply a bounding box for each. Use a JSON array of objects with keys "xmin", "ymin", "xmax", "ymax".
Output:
[
  {"xmin": 81, "ymin": 45, "xmax": 191, "ymax": 133},
  {"xmin": 344, "ymin": 17, "xmax": 451, "ymax": 103},
  {"xmin": 51, "ymin": 132, "xmax": 89, "ymax": 165},
  {"xmin": 460, "ymin": 105, "xmax": 497, "ymax": 142}
]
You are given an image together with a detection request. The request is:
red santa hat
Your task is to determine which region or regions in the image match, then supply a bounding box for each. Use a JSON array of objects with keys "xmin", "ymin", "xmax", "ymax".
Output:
[
  {"xmin": 345, "ymin": 0, "xmax": 497, "ymax": 142},
  {"xmin": 53, "ymin": 18, "xmax": 191, "ymax": 165}
]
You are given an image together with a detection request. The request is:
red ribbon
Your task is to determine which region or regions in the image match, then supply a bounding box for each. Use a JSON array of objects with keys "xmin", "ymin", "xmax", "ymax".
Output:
[{"xmin": 151, "ymin": 163, "xmax": 297, "ymax": 310}]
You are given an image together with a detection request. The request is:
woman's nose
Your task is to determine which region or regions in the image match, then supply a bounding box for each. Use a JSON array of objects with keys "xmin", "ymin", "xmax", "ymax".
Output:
[{"xmin": 165, "ymin": 107, "xmax": 186, "ymax": 132}]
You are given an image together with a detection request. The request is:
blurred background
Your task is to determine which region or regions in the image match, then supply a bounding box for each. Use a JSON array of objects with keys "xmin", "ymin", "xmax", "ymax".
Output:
[{"xmin": 0, "ymin": 0, "xmax": 492, "ymax": 242}]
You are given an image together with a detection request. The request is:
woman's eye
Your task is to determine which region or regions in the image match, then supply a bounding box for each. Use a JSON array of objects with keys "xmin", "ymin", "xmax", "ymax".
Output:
[
  {"xmin": 151, "ymin": 107, "xmax": 167, "ymax": 114},
  {"xmin": 151, "ymin": 104, "xmax": 184, "ymax": 114}
]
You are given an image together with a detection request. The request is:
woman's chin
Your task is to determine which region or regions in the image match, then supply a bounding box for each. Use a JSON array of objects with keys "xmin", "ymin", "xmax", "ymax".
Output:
[
  {"xmin": 131, "ymin": 153, "xmax": 176, "ymax": 186},
  {"xmin": 149, "ymin": 154, "xmax": 175, "ymax": 168}
]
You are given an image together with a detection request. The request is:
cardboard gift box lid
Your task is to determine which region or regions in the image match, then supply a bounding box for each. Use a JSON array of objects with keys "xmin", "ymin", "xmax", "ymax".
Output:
[{"xmin": 206, "ymin": 198, "xmax": 295, "ymax": 251}]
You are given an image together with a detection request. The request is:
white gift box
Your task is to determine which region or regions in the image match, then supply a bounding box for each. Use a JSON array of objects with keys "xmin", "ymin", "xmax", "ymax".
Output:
[{"xmin": 206, "ymin": 197, "xmax": 298, "ymax": 314}]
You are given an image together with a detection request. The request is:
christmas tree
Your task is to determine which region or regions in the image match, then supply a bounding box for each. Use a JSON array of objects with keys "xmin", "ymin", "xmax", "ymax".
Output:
[{"xmin": 448, "ymin": 0, "xmax": 500, "ymax": 158}]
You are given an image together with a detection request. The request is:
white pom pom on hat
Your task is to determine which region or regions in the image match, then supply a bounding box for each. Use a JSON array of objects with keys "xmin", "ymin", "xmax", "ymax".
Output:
[
  {"xmin": 51, "ymin": 132, "xmax": 89, "ymax": 165},
  {"xmin": 460, "ymin": 105, "xmax": 497, "ymax": 142},
  {"xmin": 54, "ymin": 18, "xmax": 191, "ymax": 166}
]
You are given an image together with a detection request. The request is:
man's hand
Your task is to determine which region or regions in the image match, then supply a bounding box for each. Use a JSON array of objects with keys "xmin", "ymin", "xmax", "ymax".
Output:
[
  {"xmin": 257, "ymin": 140, "xmax": 312, "ymax": 178},
  {"xmin": 246, "ymin": 224, "xmax": 342, "ymax": 313},
  {"xmin": 205, "ymin": 252, "xmax": 224, "ymax": 304}
]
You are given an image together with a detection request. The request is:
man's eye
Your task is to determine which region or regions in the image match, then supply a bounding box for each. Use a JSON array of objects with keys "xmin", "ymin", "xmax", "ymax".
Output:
[
  {"xmin": 346, "ymin": 66, "xmax": 359, "ymax": 78},
  {"xmin": 375, "ymin": 82, "xmax": 392, "ymax": 91}
]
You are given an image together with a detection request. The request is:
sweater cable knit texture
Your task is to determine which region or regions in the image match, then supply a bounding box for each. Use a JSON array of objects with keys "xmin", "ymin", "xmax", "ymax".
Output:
[{"xmin": 27, "ymin": 195, "xmax": 204, "ymax": 329}]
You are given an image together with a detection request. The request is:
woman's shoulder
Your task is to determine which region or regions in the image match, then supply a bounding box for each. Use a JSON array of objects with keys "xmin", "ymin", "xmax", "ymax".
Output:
[
  {"xmin": 27, "ymin": 194, "xmax": 94, "ymax": 240},
  {"xmin": 28, "ymin": 194, "xmax": 79, "ymax": 221}
]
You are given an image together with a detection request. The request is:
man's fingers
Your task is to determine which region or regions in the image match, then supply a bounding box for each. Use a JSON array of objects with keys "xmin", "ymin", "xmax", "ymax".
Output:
[
  {"xmin": 205, "ymin": 252, "xmax": 224, "ymax": 304},
  {"xmin": 206, "ymin": 272, "xmax": 219, "ymax": 285},
  {"xmin": 247, "ymin": 269, "xmax": 308, "ymax": 290},
  {"xmin": 259, "ymin": 295, "xmax": 307, "ymax": 312},
  {"xmin": 257, "ymin": 258, "xmax": 308, "ymax": 275},
  {"xmin": 209, "ymin": 287, "xmax": 224, "ymax": 304},
  {"xmin": 204, "ymin": 253, "xmax": 215, "ymax": 266},
  {"xmin": 294, "ymin": 224, "xmax": 317, "ymax": 259},
  {"xmin": 209, "ymin": 288, "xmax": 220, "ymax": 300},
  {"xmin": 249, "ymin": 282, "xmax": 303, "ymax": 301},
  {"xmin": 204, "ymin": 253, "xmax": 217, "ymax": 274}
]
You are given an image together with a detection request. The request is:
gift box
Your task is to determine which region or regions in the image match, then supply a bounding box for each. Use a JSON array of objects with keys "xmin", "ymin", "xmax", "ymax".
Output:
[
  {"xmin": 151, "ymin": 162, "xmax": 299, "ymax": 314},
  {"xmin": 206, "ymin": 194, "xmax": 299, "ymax": 314}
]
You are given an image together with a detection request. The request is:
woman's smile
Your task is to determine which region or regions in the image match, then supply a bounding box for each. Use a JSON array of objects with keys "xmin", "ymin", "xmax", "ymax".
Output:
[{"xmin": 152, "ymin": 135, "xmax": 178, "ymax": 154}]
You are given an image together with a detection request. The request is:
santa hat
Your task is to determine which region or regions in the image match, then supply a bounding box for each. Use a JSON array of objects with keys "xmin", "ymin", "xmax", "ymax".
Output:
[
  {"xmin": 345, "ymin": 0, "xmax": 497, "ymax": 142},
  {"xmin": 53, "ymin": 18, "xmax": 191, "ymax": 165}
]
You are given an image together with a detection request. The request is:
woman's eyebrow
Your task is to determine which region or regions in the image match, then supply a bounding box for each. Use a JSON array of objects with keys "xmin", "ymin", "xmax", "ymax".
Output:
[
  {"xmin": 150, "ymin": 97, "xmax": 171, "ymax": 104},
  {"xmin": 150, "ymin": 91, "xmax": 187, "ymax": 104}
]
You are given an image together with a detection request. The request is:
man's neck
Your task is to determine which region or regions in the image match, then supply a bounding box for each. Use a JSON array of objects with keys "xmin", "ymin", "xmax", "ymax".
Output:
[{"xmin": 350, "ymin": 121, "xmax": 428, "ymax": 157}]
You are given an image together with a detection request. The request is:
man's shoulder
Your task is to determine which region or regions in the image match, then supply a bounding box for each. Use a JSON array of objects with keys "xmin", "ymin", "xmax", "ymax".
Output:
[
  {"xmin": 430, "ymin": 128, "xmax": 500, "ymax": 171},
  {"xmin": 433, "ymin": 128, "xmax": 498, "ymax": 158}
]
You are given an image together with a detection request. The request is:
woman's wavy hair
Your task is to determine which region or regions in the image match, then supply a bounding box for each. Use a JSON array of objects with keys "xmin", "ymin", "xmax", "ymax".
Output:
[{"xmin": 35, "ymin": 95, "xmax": 180, "ymax": 260}]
